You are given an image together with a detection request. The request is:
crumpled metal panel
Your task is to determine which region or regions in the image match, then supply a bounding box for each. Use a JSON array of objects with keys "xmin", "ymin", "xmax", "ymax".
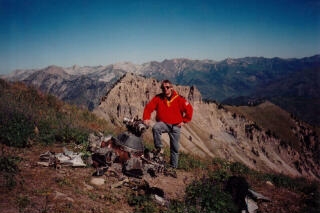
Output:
[{"xmin": 113, "ymin": 132, "xmax": 144, "ymax": 153}]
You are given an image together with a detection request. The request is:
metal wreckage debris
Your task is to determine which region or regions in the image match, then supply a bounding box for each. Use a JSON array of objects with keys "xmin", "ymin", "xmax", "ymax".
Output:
[
  {"xmin": 37, "ymin": 117, "xmax": 174, "ymax": 206},
  {"xmin": 37, "ymin": 147, "xmax": 86, "ymax": 168},
  {"xmin": 38, "ymin": 117, "xmax": 171, "ymax": 177},
  {"xmin": 88, "ymin": 117, "xmax": 174, "ymax": 179}
]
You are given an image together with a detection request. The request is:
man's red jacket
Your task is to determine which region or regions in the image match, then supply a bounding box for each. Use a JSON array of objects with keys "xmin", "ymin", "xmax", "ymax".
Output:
[{"xmin": 143, "ymin": 90, "xmax": 193, "ymax": 125}]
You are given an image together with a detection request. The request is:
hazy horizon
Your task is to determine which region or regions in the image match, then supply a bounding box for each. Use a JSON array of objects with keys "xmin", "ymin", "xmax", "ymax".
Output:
[{"xmin": 1, "ymin": 0, "xmax": 319, "ymax": 74}]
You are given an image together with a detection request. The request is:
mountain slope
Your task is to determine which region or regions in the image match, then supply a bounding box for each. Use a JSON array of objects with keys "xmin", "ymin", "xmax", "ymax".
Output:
[
  {"xmin": 22, "ymin": 65, "xmax": 109, "ymax": 110},
  {"xmin": 94, "ymin": 73, "xmax": 320, "ymax": 180}
]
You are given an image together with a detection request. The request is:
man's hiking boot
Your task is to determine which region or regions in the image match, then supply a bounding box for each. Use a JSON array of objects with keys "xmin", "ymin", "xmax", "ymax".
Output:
[
  {"xmin": 151, "ymin": 148, "xmax": 165, "ymax": 163},
  {"xmin": 164, "ymin": 167, "xmax": 177, "ymax": 178}
]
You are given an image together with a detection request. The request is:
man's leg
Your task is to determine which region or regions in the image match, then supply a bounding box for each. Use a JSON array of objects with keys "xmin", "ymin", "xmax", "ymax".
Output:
[
  {"xmin": 152, "ymin": 122, "xmax": 170, "ymax": 151},
  {"xmin": 168, "ymin": 125, "xmax": 181, "ymax": 168}
]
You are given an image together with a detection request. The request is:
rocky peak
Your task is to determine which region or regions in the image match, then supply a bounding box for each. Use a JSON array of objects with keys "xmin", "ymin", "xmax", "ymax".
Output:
[
  {"xmin": 23, "ymin": 66, "xmax": 71, "ymax": 88},
  {"xmin": 43, "ymin": 65, "xmax": 70, "ymax": 78},
  {"xmin": 94, "ymin": 72, "xmax": 201, "ymax": 126},
  {"xmin": 112, "ymin": 62, "xmax": 142, "ymax": 73}
]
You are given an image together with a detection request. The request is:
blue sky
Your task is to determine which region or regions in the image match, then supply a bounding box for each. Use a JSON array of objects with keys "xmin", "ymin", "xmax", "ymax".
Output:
[{"xmin": 0, "ymin": 0, "xmax": 319, "ymax": 74}]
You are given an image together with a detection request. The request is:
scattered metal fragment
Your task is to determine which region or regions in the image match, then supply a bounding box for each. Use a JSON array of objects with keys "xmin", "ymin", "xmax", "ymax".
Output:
[
  {"xmin": 248, "ymin": 189, "xmax": 271, "ymax": 202},
  {"xmin": 111, "ymin": 177, "xmax": 129, "ymax": 189}
]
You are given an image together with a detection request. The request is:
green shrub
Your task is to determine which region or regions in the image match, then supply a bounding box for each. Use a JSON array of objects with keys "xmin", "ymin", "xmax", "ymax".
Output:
[
  {"xmin": 261, "ymin": 173, "xmax": 309, "ymax": 191},
  {"xmin": 0, "ymin": 156, "xmax": 20, "ymax": 173},
  {"xmin": 208, "ymin": 169, "xmax": 231, "ymax": 183},
  {"xmin": 63, "ymin": 127, "xmax": 89, "ymax": 145},
  {"xmin": 269, "ymin": 174, "xmax": 297, "ymax": 189},
  {"xmin": 36, "ymin": 119, "xmax": 58, "ymax": 145},
  {"xmin": 0, "ymin": 156, "xmax": 21, "ymax": 189},
  {"xmin": 178, "ymin": 152, "xmax": 208, "ymax": 171},
  {"xmin": 0, "ymin": 111, "xmax": 35, "ymax": 147},
  {"xmin": 183, "ymin": 176, "xmax": 237, "ymax": 213},
  {"xmin": 128, "ymin": 193, "xmax": 158, "ymax": 213},
  {"xmin": 230, "ymin": 162, "xmax": 251, "ymax": 176},
  {"xmin": 167, "ymin": 200, "xmax": 188, "ymax": 213},
  {"xmin": 212, "ymin": 158, "xmax": 231, "ymax": 171}
]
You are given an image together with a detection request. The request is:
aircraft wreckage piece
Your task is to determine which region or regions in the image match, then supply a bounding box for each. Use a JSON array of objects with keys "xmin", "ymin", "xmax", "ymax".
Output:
[{"xmin": 38, "ymin": 148, "xmax": 86, "ymax": 168}]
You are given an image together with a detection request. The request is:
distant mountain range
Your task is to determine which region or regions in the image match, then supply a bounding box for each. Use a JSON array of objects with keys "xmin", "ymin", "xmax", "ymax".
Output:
[{"xmin": 2, "ymin": 55, "xmax": 319, "ymax": 125}]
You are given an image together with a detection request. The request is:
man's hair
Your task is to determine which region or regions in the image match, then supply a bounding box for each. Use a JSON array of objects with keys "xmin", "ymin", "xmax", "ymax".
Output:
[{"xmin": 161, "ymin": 79, "xmax": 172, "ymax": 85}]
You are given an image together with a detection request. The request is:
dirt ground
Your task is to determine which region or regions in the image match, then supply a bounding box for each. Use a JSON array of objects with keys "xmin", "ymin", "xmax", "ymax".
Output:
[{"xmin": 0, "ymin": 143, "xmax": 312, "ymax": 213}]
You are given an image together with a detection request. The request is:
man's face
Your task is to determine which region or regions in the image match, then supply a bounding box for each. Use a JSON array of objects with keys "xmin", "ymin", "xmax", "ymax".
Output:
[{"xmin": 161, "ymin": 83, "xmax": 172, "ymax": 97}]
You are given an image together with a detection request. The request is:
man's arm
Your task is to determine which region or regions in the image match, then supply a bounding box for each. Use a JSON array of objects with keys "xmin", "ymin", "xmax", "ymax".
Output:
[
  {"xmin": 182, "ymin": 99, "xmax": 193, "ymax": 123},
  {"xmin": 143, "ymin": 96, "xmax": 158, "ymax": 124}
]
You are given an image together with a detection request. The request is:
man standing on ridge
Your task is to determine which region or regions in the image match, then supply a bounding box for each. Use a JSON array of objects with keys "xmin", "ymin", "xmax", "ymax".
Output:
[{"xmin": 143, "ymin": 80, "xmax": 193, "ymax": 173}]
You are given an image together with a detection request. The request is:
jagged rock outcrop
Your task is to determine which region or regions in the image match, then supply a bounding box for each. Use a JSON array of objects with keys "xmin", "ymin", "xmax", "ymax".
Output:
[
  {"xmin": 94, "ymin": 73, "xmax": 202, "ymax": 125},
  {"xmin": 94, "ymin": 73, "xmax": 320, "ymax": 180}
]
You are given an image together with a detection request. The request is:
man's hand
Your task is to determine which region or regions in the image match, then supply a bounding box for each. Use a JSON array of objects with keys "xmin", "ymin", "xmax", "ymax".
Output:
[
  {"xmin": 143, "ymin": 120, "xmax": 151, "ymax": 127},
  {"xmin": 177, "ymin": 122, "xmax": 184, "ymax": 127}
]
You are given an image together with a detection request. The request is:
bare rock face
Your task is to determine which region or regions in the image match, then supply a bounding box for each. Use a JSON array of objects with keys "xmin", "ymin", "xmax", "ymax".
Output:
[
  {"xmin": 94, "ymin": 73, "xmax": 202, "ymax": 126},
  {"xmin": 94, "ymin": 73, "xmax": 319, "ymax": 180}
]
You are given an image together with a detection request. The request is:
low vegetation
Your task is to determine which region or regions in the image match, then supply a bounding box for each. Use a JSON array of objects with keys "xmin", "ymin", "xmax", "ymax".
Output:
[
  {"xmin": 0, "ymin": 155, "xmax": 21, "ymax": 189},
  {"xmin": 0, "ymin": 79, "xmax": 112, "ymax": 148}
]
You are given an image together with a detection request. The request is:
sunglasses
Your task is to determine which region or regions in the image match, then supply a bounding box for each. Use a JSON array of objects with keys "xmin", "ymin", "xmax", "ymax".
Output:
[{"xmin": 161, "ymin": 86, "xmax": 171, "ymax": 90}]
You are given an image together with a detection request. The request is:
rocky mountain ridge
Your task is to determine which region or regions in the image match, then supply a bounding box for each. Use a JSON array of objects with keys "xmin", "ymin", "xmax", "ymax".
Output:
[
  {"xmin": 2, "ymin": 55, "xmax": 319, "ymax": 125},
  {"xmin": 21, "ymin": 65, "xmax": 108, "ymax": 110},
  {"xmin": 94, "ymin": 73, "xmax": 320, "ymax": 180}
]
